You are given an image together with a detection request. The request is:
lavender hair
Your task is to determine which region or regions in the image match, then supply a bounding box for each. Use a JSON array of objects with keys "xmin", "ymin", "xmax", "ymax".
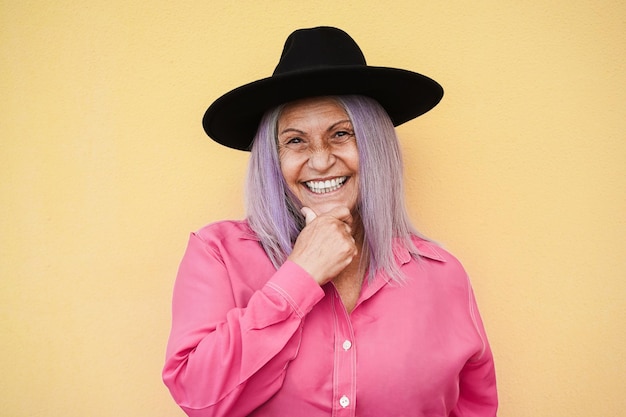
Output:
[{"xmin": 245, "ymin": 95, "xmax": 428, "ymax": 283}]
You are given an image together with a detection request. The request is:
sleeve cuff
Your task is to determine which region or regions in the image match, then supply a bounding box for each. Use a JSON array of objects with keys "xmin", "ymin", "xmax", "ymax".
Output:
[{"xmin": 265, "ymin": 261, "xmax": 325, "ymax": 318}]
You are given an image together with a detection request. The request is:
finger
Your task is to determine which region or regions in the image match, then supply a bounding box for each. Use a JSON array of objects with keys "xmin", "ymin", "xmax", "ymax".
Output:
[
  {"xmin": 325, "ymin": 206, "xmax": 353, "ymax": 227},
  {"xmin": 301, "ymin": 207, "xmax": 318, "ymax": 225}
]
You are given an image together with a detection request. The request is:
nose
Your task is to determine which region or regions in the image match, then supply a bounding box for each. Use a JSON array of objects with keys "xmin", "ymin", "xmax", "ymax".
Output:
[{"xmin": 307, "ymin": 145, "xmax": 336, "ymax": 172}]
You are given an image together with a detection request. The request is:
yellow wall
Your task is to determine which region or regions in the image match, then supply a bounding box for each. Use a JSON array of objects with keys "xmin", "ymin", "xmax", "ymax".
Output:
[{"xmin": 2, "ymin": 1, "xmax": 624, "ymax": 416}]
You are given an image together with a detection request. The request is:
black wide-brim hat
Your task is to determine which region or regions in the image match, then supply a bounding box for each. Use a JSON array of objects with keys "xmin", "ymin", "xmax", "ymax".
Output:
[{"xmin": 203, "ymin": 26, "xmax": 443, "ymax": 151}]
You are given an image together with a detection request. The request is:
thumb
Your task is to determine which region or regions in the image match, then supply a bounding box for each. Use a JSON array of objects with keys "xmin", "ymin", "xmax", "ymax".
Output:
[{"xmin": 301, "ymin": 207, "xmax": 317, "ymax": 225}]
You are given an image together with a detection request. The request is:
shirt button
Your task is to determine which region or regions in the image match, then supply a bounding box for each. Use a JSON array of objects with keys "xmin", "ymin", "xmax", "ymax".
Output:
[
  {"xmin": 342, "ymin": 340, "xmax": 352, "ymax": 350},
  {"xmin": 339, "ymin": 395, "xmax": 350, "ymax": 408}
]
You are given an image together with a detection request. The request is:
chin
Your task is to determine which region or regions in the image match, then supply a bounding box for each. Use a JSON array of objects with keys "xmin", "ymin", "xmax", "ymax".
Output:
[{"xmin": 307, "ymin": 201, "xmax": 356, "ymax": 216}]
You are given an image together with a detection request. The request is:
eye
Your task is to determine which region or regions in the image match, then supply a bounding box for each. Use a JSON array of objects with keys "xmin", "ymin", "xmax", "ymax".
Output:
[
  {"xmin": 279, "ymin": 135, "xmax": 308, "ymax": 152},
  {"xmin": 331, "ymin": 129, "xmax": 355, "ymax": 143}
]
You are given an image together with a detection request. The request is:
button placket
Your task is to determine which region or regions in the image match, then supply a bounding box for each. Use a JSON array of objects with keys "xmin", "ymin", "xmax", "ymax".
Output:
[{"xmin": 331, "ymin": 286, "xmax": 356, "ymax": 416}]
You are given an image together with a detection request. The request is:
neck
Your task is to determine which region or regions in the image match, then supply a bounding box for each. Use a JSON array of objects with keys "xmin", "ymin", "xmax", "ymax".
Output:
[{"xmin": 333, "ymin": 221, "xmax": 368, "ymax": 313}]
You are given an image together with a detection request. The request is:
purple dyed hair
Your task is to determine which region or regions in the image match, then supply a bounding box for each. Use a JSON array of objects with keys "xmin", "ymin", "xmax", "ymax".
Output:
[{"xmin": 245, "ymin": 95, "xmax": 428, "ymax": 283}]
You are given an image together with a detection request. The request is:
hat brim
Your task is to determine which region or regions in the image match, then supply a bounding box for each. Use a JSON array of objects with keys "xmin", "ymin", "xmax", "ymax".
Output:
[{"xmin": 203, "ymin": 66, "xmax": 443, "ymax": 151}]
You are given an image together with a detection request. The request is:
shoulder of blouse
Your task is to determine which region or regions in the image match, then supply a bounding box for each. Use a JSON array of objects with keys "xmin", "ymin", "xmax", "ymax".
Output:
[
  {"xmin": 193, "ymin": 219, "xmax": 259, "ymax": 243},
  {"xmin": 406, "ymin": 235, "xmax": 470, "ymax": 279}
]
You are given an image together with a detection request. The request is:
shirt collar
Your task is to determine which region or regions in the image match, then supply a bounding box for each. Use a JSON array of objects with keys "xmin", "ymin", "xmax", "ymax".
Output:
[
  {"xmin": 237, "ymin": 221, "xmax": 261, "ymax": 241},
  {"xmin": 393, "ymin": 237, "xmax": 446, "ymax": 264}
]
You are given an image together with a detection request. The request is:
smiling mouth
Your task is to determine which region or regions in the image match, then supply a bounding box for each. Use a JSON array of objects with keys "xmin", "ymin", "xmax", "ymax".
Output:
[{"xmin": 304, "ymin": 176, "xmax": 348, "ymax": 194}]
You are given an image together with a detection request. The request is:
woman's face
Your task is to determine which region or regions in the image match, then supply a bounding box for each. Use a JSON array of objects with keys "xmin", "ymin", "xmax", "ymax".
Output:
[{"xmin": 277, "ymin": 97, "xmax": 359, "ymax": 216}]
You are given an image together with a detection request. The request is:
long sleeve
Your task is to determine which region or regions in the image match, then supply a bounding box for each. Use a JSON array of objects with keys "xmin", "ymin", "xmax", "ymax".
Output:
[
  {"xmin": 450, "ymin": 284, "xmax": 498, "ymax": 417},
  {"xmin": 162, "ymin": 230, "xmax": 325, "ymax": 417}
]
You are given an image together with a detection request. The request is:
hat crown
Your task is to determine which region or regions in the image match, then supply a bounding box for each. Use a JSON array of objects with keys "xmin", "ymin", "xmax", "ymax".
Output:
[{"xmin": 273, "ymin": 26, "xmax": 366, "ymax": 75}]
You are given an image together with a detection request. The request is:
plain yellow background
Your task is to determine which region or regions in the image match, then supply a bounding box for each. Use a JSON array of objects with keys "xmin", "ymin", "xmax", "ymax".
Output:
[{"xmin": 2, "ymin": 1, "xmax": 625, "ymax": 416}]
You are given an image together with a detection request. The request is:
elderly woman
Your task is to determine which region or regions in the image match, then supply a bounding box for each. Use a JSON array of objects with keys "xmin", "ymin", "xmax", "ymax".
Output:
[{"xmin": 163, "ymin": 27, "xmax": 498, "ymax": 417}]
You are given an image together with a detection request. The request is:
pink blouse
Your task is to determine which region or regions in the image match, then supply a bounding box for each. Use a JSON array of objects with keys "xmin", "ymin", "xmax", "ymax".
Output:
[{"xmin": 163, "ymin": 220, "xmax": 497, "ymax": 416}]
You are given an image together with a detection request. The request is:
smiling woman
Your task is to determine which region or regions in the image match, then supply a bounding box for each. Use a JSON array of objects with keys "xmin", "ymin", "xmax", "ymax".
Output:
[{"xmin": 163, "ymin": 26, "xmax": 498, "ymax": 417}]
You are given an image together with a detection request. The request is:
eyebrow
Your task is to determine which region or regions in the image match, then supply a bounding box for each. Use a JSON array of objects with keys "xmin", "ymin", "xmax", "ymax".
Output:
[
  {"xmin": 278, "ymin": 127, "xmax": 305, "ymax": 136},
  {"xmin": 278, "ymin": 119, "xmax": 353, "ymax": 136},
  {"xmin": 328, "ymin": 119, "xmax": 353, "ymax": 131}
]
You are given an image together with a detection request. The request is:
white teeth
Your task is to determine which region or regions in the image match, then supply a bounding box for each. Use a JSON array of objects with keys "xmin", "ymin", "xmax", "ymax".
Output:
[{"xmin": 305, "ymin": 176, "xmax": 347, "ymax": 194}]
